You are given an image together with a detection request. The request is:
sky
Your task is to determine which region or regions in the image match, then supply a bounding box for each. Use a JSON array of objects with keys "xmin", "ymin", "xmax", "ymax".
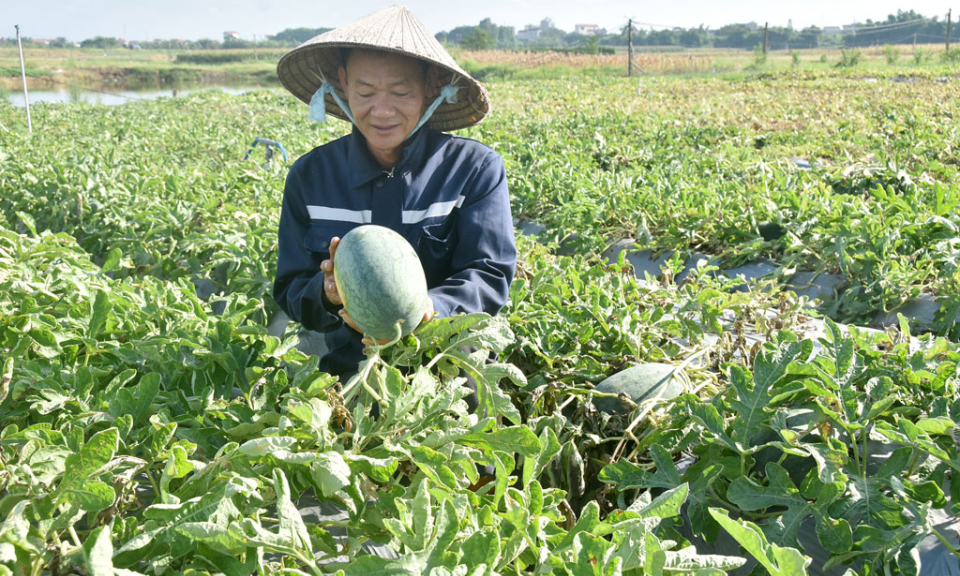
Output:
[{"xmin": 4, "ymin": 1, "xmax": 955, "ymax": 41}]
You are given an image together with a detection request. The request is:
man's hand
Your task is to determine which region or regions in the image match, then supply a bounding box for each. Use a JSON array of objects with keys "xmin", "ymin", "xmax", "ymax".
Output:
[{"xmin": 320, "ymin": 237, "xmax": 342, "ymax": 305}]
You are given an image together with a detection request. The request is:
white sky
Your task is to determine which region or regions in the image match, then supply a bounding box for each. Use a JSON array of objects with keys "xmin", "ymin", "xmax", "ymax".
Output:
[{"xmin": 4, "ymin": 1, "xmax": 955, "ymax": 41}]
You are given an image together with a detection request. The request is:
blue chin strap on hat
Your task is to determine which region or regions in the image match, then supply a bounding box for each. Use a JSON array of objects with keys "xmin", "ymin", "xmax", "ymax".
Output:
[{"xmin": 308, "ymin": 73, "xmax": 461, "ymax": 141}]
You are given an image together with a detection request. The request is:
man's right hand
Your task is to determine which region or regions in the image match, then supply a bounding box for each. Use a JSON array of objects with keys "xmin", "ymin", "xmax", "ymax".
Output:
[{"xmin": 320, "ymin": 237, "xmax": 342, "ymax": 305}]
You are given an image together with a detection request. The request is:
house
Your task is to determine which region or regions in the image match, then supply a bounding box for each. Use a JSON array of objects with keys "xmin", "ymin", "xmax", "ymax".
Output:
[
  {"xmin": 574, "ymin": 24, "xmax": 600, "ymax": 35},
  {"xmin": 518, "ymin": 17, "xmax": 556, "ymax": 42},
  {"xmin": 517, "ymin": 25, "xmax": 541, "ymax": 42},
  {"xmin": 223, "ymin": 31, "xmax": 241, "ymax": 41}
]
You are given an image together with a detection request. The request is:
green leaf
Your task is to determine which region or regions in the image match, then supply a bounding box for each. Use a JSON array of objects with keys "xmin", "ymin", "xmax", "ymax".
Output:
[
  {"xmin": 730, "ymin": 340, "xmax": 811, "ymax": 443},
  {"xmin": 237, "ymin": 436, "xmax": 297, "ymax": 457},
  {"xmin": 626, "ymin": 483, "xmax": 689, "ymax": 519},
  {"xmin": 645, "ymin": 531, "xmax": 667, "ymax": 576},
  {"xmin": 727, "ymin": 462, "xmax": 850, "ymax": 553},
  {"xmin": 336, "ymin": 550, "xmax": 429, "ymax": 576},
  {"xmin": 83, "ymin": 525, "xmax": 114, "ymax": 576},
  {"xmin": 829, "ymin": 471, "xmax": 906, "ymax": 531},
  {"xmin": 54, "ymin": 427, "xmax": 119, "ymax": 504},
  {"xmin": 101, "ymin": 247, "xmax": 123, "ymax": 272},
  {"xmin": 88, "ymin": 289, "xmax": 112, "ymax": 339},
  {"xmin": 112, "ymin": 372, "xmax": 160, "ymax": 426},
  {"xmin": 425, "ymin": 499, "xmax": 460, "ymax": 569},
  {"xmin": 688, "ymin": 402, "xmax": 741, "ymax": 453},
  {"xmin": 311, "ymin": 452, "xmax": 351, "ymax": 497},
  {"xmin": 102, "ymin": 368, "xmax": 137, "ymax": 400},
  {"xmin": 0, "ymin": 356, "xmax": 13, "ymax": 404},
  {"xmin": 557, "ymin": 500, "xmax": 603, "ymax": 551},
  {"xmin": 66, "ymin": 481, "xmax": 115, "ymax": 512},
  {"xmin": 522, "ymin": 425, "xmax": 562, "ymax": 487},
  {"xmin": 175, "ymin": 522, "xmax": 248, "ymax": 555},
  {"xmin": 598, "ymin": 459, "xmax": 647, "ymax": 490},
  {"xmin": 708, "ymin": 508, "xmax": 810, "ymax": 576},
  {"xmin": 412, "ymin": 479, "xmax": 433, "ymax": 551},
  {"xmin": 460, "ymin": 529, "xmax": 501, "ymax": 568},
  {"xmin": 345, "ymin": 454, "xmax": 398, "ymax": 484},
  {"xmin": 160, "ymin": 445, "xmax": 194, "ymax": 498},
  {"xmin": 273, "ymin": 468, "xmax": 312, "ymax": 552},
  {"xmin": 459, "ymin": 425, "xmax": 541, "ymax": 457}
]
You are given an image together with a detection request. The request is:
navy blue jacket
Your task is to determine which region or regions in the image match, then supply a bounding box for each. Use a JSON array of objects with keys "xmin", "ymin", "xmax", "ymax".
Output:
[{"xmin": 273, "ymin": 126, "xmax": 517, "ymax": 376}]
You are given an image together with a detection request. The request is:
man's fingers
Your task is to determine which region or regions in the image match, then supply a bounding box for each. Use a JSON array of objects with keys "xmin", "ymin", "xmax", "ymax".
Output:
[
  {"xmin": 339, "ymin": 309, "xmax": 362, "ymax": 334},
  {"xmin": 322, "ymin": 237, "xmax": 342, "ymax": 305},
  {"xmin": 423, "ymin": 297, "xmax": 435, "ymax": 322},
  {"xmin": 325, "ymin": 277, "xmax": 342, "ymax": 305}
]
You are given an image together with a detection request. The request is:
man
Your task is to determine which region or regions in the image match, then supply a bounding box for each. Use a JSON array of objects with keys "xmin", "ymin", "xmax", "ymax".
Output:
[{"xmin": 273, "ymin": 6, "xmax": 516, "ymax": 380}]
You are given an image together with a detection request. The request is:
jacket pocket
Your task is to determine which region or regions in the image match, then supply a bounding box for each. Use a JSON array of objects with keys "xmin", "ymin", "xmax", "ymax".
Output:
[
  {"xmin": 303, "ymin": 222, "xmax": 355, "ymax": 263},
  {"xmin": 417, "ymin": 219, "xmax": 457, "ymax": 285}
]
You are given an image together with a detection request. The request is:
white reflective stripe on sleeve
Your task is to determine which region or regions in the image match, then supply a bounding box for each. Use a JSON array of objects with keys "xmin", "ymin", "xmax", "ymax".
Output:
[
  {"xmin": 401, "ymin": 196, "xmax": 466, "ymax": 224},
  {"xmin": 306, "ymin": 205, "xmax": 372, "ymax": 224}
]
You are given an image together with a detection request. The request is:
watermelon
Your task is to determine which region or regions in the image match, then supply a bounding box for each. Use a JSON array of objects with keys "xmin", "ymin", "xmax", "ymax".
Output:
[
  {"xmin": 333, "ymin": 225, "xmax": 429, "ymax": 341},
  {"xmin": 592, "ymin": 363, "xmax": 685, "ymax": 415}
]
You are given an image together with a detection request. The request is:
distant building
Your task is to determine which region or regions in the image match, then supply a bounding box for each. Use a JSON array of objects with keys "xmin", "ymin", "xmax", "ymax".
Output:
[
  {"xmin": 517, "ymin": 25, "xmax": 541, "ymax": 42},
  {"xmin": 788, "ymin": 19, "xmax": 793, "ymax": 30},
  {"xmin": 518, "ymin": 17, "xmax": 557, "ymax": 42},
  {"xmin": 823, "ymin": 26, "xmax": 842, "ymax": 35},
  {"xmin": 574, "ymin": 24, "xmax": 600, "ymax": 35},
  {"xmin": 223, "ymin": 30, "xmax": 240, "ymax": 41}
]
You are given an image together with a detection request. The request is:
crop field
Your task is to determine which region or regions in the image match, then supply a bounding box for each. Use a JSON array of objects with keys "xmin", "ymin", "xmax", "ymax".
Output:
[{"xmin": 1, "ymin": 69, "xmax": 960, "ymax": 575}]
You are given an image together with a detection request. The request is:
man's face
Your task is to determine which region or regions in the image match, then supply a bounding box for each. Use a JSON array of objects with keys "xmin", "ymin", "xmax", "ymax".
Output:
[{"xmin": 338, "ymin": 51, "xmax": 432, "ymax": 160}]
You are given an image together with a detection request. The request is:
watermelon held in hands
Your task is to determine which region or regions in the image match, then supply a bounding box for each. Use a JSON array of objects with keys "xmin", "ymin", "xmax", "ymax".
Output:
[
  {"xmin": 592, "ymin": 363, "xmax": 685, "ymax": 415},
  {"xmin": 333, "ymin": 225, "xmax": 429, "ymax": 341}
]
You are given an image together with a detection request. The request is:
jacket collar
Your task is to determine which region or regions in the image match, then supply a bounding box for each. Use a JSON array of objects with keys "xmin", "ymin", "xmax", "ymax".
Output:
[{"xmin": 347, "ymin": 126, "xmax": 431, "ymax": 188}]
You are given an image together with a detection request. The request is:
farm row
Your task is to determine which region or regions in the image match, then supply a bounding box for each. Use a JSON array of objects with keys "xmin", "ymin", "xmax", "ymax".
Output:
[{"xmin": 0, "ymin": 71, "xmax": 959, "ymax": 575}]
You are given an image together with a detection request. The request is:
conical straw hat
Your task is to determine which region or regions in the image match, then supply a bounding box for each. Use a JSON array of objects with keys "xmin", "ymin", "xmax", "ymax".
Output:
[{"xmin": 277, "ymin": 5, "xmax": 490, "ymax": 131}]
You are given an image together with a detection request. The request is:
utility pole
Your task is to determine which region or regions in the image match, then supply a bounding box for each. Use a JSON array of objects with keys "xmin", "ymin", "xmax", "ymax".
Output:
[
  {"xmin": 254, "ymin": 34, "xmax": 258, "ymax": 60},
  {"xmin": 15, "ymin": 25, "xmax": 32, "ymax": 133},
  {"xmin": 947, "ymin": 9, "xmax": 952, "ymax": 52},
  {"xmin": 914, "ymin": 31, "xmax": 917, "ymax": 51},
  {"xmin": 763, "ymin": 22, "xmax": 769, "ymax": 53},
  {"xmin": 628, "ymin": 19, "xmax": 634, "ymax": 77}
]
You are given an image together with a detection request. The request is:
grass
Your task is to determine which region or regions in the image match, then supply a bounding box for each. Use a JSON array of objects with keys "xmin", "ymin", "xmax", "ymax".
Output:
[
  {"xmin": 4, "ymin": 44, "xmax": 958, "ymax": 92},
  {"xmin": 0, "ymin": 46, "xmax": 279, "ymax": 90}
]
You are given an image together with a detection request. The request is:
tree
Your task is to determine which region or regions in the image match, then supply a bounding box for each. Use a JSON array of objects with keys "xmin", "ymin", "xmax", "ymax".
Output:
[
  {"xmin": 798, "ymin": 26, "xmax": 822, "ymax": 49},
  {"xmin": 81, "ymin": 36, "xmax": 121, "ymax": 49},
  {"xmin": 461, "ymin": 28, "xmax": 493, "ymax": 50},
  {"xmin": 648, "ymin": 29, "xmax": 678, "ymax": 46},
  {"xmin": 532, "ymin": 27, "xmax": 567, "ymax": 48},
  {"xmin": 273, "ymin": 27, "xmax": 332, "ymax": 44},
  {"xmin": 679, "ymin": 27, "xmax": 707, "ymax": 47}
]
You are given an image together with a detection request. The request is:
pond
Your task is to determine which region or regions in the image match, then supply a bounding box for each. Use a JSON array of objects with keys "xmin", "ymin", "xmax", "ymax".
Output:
[{"xmin": 6, "ymin": 86, "xmax": 260, "ymax": 107}]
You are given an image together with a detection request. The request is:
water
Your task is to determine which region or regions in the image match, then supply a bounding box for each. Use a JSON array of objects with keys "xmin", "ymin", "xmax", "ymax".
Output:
[{"xmin": 7, "ymin": 86, "xmax": 259, "ymax": 107}]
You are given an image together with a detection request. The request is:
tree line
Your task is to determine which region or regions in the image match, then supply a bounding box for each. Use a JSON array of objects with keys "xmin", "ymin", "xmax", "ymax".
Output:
[
  {"xmin": 437, "ymin": 10, "xmax": 953, "ymax": 51},
  {"xmin": 2, "ymin": 10, "xmax": 952, "ymax": 52}
]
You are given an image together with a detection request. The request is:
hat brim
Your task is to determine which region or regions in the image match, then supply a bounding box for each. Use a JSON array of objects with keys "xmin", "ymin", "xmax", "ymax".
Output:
[{"xmin": 277, "ymin": 41, "xmax": 490, "ymax": 132}]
